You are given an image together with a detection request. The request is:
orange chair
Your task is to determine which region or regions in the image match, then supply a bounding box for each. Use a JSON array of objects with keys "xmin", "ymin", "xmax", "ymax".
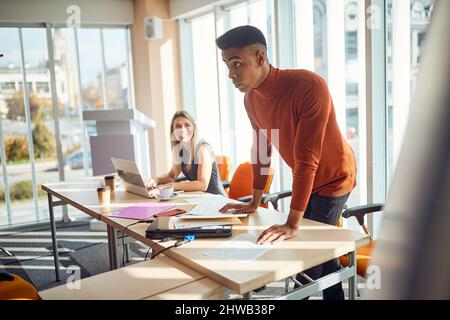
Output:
[
  {"xmin": 338, "ymin": 203, "xmax": 383, "ymax": 278},
  {"xmin": 175, "ymin": 155, "xmax": 232, "ymax": 186},
  {"xmin": 227, "ymin": 162, "xmax": 274, "ymax": 208},
  {"xmin": 215, "ymin": 155, "xmax": 232, "ymax": 183},
  {"xmin": 0, "ymin": 272, "xmax": 41, "ymax": 300}
]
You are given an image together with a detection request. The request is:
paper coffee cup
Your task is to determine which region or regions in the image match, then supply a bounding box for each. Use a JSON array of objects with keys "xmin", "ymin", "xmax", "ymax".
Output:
[
  {"xmin": 97, "ymin": 186, "xmax": 111, "ymax": 206},
  {"xmin": 104, "ymin": 175, "xmax": 116, "ymax": 191}
]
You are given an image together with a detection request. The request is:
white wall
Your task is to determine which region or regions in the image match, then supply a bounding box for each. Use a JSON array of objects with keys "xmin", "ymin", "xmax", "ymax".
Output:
[{"xmin": 0, "ymin": 0, "xmax": 133, "ymax": 25}]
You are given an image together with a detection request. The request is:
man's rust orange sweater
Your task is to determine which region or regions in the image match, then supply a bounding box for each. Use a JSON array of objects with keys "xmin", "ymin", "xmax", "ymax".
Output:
[{"xmin": 245, "ymin": 66, "xmax": 357, "ymax": 212}]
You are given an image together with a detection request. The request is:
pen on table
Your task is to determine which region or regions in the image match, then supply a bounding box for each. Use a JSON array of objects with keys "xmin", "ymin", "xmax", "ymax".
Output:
[{"xmin": 187, "ymin": 204, "xmax": 197, "ymax": 214}]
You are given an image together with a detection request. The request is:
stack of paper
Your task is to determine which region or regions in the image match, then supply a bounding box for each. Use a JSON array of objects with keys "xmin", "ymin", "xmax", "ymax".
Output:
[
  {"xmin": 172, "ymin": 216, "xmax": 242, "ymax": 229},
  {"xmin": 167, "ymin": 195, "xmax": 246, "ymax": 229},
  {"xmin": 184, "ymin": 195, "xmax": 248, "ymax": 219}
]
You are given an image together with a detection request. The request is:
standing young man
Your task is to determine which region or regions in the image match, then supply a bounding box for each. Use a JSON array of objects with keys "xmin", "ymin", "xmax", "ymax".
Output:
[{"xmin": 217, "ymin": 25, "xmax": 357, "ymax": 300}]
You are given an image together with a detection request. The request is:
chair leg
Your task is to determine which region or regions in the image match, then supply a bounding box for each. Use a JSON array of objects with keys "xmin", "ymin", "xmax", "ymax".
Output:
[
  {"xmin": 125, "ymin": 243, "xmax": 130, "ymax": 263},
  {"xmin": 285, "ymin": 278, "xmax": 290, "ymax": 294},
  {"xmin": 270, "ymin": 200, "xmax": 278, "ymax": 211}
]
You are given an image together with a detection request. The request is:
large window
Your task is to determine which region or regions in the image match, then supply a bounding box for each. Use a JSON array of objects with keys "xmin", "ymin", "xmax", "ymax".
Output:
[
  {"xmin": 344, "ymin": 0, "xmax": 362, "ymax": 208},
  {"xmin": 78, "ymin": 29, "xmax": 104, "ymax": 110},
  {"xmin": 386, "ymin": 0, "xmax": 436, "ymax": 184},
  {"xmin": 181, "ymin": 0, "xmax": 275, "ymax": 171},
  {"xmin": 313, "ymin": 0, "xmax": 328, "ymax": 79},
  {"xmin": 103, "ymin": 29, "xmax": 131, "ymax": 109},
  {"xmin": 0, "ymin": 28, "xmax": 41, "ymax": 226},
  {"xmin": 219, "ymin": 0, "xmax": 275, "ymax": 169},
  {"xmin": 292, "ymin": 0, "xmax": 364, "ymax": 208},
  {"xmin": 228, "ymin": 3, "xmax": 256, "ymax": 166},
  {"xmin": 53, "ymin": 28, "xmax": 91, "ymax": 180},
  {"xmin": 21, "ymin": 28, "xmax": 62, "ymax": 222},
  {"xmin": 190, "ymin": 13, "xmax": 222, "ymax": 153},
  {"xmin": 0, "ymin": 25, "xmax": 133, "ymax": 227}
]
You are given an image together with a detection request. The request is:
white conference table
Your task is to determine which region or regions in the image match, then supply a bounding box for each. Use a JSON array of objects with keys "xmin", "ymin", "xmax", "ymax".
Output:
[{"xmin": 42, "ymin": 177, "xmax": 370, "ymax": 299}]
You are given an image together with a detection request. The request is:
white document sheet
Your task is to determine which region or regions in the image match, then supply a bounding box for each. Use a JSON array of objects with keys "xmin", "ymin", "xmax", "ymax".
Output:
[
  {"xmin": 203, "ymin": 234, "xmax": 273, "ymax": 262},
  {"xmin": 184, "ymin": 195, "xmax": 248, "ymax": 219}
]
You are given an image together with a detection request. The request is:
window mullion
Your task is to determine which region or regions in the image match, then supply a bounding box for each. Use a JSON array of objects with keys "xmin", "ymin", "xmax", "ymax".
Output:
[
  {"xmin": 0, "ymin": 116, "xmax": 12, "ymax": 225},
  {"xmin": 18, "ymin": 27, "xmax": 40, "ymax": 222},
  {"xmin": 99, "ymin": 28, "xmax": 109, "ymax": 109},
  {"xmin": 73, "ymin": 28, "xmax": 90, "ymax": 177}
]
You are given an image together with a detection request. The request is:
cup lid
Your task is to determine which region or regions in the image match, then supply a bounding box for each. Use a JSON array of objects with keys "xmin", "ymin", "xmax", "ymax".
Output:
[
  {"xmin": 105, "ymin": 175, "xmax": 115, "ymax": 180},
  {"xmin": 97, "ymin": 186, "xmax": 110, "ymax": 192}
]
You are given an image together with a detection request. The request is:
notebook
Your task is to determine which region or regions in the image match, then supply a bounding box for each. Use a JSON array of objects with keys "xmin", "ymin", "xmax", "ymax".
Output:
[{"xmin": 110, "ymin": 202, "xmax": 176, "ymax": 220}]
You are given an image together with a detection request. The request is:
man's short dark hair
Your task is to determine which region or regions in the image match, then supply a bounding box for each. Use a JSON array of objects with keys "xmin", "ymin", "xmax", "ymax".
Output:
[{"xmin": 216, "ymin": 25, "xmax": 267, "ymax": 50}]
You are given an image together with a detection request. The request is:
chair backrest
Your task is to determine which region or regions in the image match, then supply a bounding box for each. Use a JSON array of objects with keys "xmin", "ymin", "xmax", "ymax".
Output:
[
  {"xmin": 215, "ymin": 155, "xmax": 232, "ymax": 182},
  {"xmin": 340, "ymin": 203, "xmax": 384, "ymax": 235},
  {"xmin": 228, "ymin": 162, "xmax": 274, "ymax": 208},
  {"xmin": 0, "ymin": 273, "xmax": 41, "ymax": 300},
  {"xmin": 342, "ymin": 204, "xmax": 384, "ymax": 224}
]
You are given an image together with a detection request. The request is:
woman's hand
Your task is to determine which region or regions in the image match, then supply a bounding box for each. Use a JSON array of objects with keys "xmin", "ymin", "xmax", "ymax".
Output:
[{"xmin": 145, "ymin": 178, "xmax": 158, "ymax": 189}]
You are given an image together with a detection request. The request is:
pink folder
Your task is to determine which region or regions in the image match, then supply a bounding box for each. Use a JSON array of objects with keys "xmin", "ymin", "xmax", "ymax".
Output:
[{"xmin": 110, "ymin": 202, "xmax": 176, "ymax": 220}]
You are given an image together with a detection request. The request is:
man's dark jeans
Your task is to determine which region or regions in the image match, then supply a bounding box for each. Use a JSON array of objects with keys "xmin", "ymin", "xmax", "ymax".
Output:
[{"xmin": 294, "ymin": 192, "xmax": 351, "ymax": 300}]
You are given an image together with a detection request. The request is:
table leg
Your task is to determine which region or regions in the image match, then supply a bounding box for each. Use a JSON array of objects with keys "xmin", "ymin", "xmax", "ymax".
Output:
[
  {"xmin": 348, "ymin": 250, "xmax": 357, "ymax": 300},
  {"xmin": 285, "ymin": 278, "xmax": 290, "ymax": 294},
  {"xmin": 107, "ymin": 225, "xmax": 118, "ymax": 270},
  {"xmin": 47, "ymin": 192, "xmax": 60, "ymax": 281},
  {"xmin": 243, "ymin": 292, "xmax": 252, "ymax": 300}
]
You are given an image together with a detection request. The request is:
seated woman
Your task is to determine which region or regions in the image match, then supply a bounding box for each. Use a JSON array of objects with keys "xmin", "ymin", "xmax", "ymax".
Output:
[{"xmin": 146, "ymin": 110, "xmax": 225, "ymax": 196}]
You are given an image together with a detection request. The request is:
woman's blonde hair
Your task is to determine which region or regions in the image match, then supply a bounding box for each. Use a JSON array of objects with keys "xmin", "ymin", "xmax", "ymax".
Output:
[{"xmin": 170, "ymin": 110, "xmax": 201, "ymax": 172}]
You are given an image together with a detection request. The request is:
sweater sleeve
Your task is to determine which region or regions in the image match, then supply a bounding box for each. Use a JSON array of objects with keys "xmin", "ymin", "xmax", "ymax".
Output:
[
  {"xmin": 247, "ymin": 109, "xmax": 272, "ymax": 191},
  {"xmin": 290, "ymin": 78, "xmax": 331, "ymax": 211}
]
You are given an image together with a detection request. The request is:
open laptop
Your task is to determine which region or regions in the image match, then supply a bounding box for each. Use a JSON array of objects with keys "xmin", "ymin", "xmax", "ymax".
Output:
[{"xmin": 111, "ymin": 157, "xmax": 158, "ymax": 199}]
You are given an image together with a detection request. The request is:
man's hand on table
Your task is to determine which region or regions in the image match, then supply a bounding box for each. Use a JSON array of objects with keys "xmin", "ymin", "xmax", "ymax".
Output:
[
  {"xmin": 256, "ymin": 208, "xmax": 304, "ymax": 245},
  {"xmin": 256, "ymin": 223, "xmax": 299, "ymax": 245}
]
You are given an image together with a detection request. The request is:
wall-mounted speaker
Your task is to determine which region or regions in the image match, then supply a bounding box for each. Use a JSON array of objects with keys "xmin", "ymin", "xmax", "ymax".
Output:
[{"xmin": 144, "ymin": 16, "xmax": 163, "ymax": 40}]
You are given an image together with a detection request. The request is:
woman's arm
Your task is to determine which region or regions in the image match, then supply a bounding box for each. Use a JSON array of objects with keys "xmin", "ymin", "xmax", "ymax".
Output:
[
  {"xmin": 172, "ymin": 145, "xmax": 213, "ymax": 192},
  {"xmin": 160, "ymin": 165, "xmax": 181, "ymax": 184},
  {"xmin": 146, "ymin": 165, "xmax": 181, "ymax": 188}
]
